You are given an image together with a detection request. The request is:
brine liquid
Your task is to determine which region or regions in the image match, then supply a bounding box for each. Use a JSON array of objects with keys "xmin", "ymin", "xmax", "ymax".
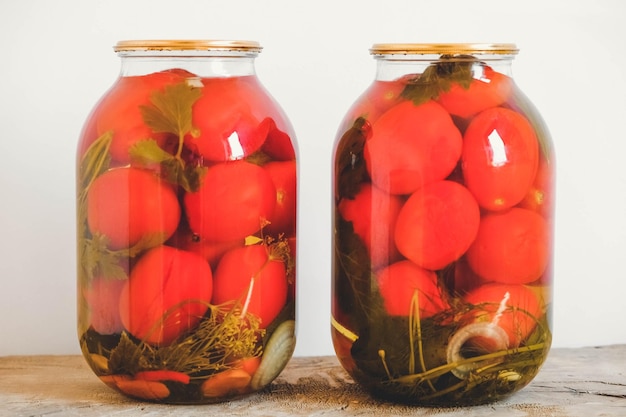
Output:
[
  {"xmin": 77, "ymin": 70, "xmax": 297, "ymax": 403},
  {"xmin": 332, "ymin": 60, "xmax": 553, "ymax": 406}
]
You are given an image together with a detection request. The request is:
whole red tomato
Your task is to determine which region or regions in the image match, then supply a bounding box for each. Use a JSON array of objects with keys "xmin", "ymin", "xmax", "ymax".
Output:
[
  {"xmin": 264, "ymin": 160, "xmax": 297, "ymax": 238},
  {"xmin": 188, "ymin": 77, "xmax": 269, "ymax": 162},
  {"xmin": 212, "ymin": 244, "xmax": 288, "ymax": 328},
  {"xmin": 90, "ymin": 70, "xmax": 192, "ymax": 164},
  {"xmin": 87, "ymin": 167, "xmax": 181, "ymax": 250},
  {"xmin": 183, "ymin": 160, "xmax": 276, "ymax": 242},
  {"xmin": 461, "ymin": 107, "xmax": 539, "ymax": 211},
  {"xmin": 338, "ymin": 183, "xmax": 404, "ymax": 269},
  {"xmin": 395, "ymin": 180, "xmax": 480, "ymax": 270},
  {"xmin": 119, "ymin": 245, "xmax": 213, "ymax": 346},
  {"xmin": 376, "ymin": 260, "xmax": 449, "ymax": 317},
  {"xmin": 466, "ymin": 208, "xmax": 550, "ymax": 285},
  {"xmin": 463, "ymin": 283, "xmax": 543, "ymax": 349},
  {"xmin": 437, "ymin": 65, "xmax": 513, "ymax": 119},
  {"xmin": 364, "ymin": 100, "xmax": 463, "ymax": 195}
]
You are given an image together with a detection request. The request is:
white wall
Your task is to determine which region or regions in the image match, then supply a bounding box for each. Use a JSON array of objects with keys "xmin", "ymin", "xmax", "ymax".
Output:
[{"xmin": 0, "ymin": 0, "xmax": 624, "ymax": 357}]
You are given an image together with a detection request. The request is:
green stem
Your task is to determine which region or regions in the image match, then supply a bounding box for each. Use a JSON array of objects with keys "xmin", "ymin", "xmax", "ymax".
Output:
[
  {"xmin": 175, "ymin": 130, "xmax": 185, "ymax": 160},
  {"xmin": 391, "ymin": 342, "xmax": 546, "ymax": 385}
]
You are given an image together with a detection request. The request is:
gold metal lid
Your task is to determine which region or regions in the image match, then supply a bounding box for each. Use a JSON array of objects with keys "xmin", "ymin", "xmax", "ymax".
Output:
[
  {"xmin": 114, "ymin": 40, "xmax": 262, "ymax": 53},
  {"xmin": 370, "ymin": 43, "xmax": 519, "ymax": 55}
]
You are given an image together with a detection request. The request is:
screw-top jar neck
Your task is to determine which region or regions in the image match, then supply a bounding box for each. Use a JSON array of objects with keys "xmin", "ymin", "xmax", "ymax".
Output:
[
  {"xmin": 114, "ymin": 40, "xmax": 262, "ymax": 78},
  {"xmin": 370, "ymin": 43, "xmax": 518, "ymax": 81}
]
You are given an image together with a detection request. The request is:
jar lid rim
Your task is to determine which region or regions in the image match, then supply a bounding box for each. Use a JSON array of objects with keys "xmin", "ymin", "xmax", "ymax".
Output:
[
  {"xmin": 114, "ymin": 40, "xmax": 262, "ymax": 52},
  {"xmin": 370, "ymin": 43, "xmax": 519, "ymax": 55}
]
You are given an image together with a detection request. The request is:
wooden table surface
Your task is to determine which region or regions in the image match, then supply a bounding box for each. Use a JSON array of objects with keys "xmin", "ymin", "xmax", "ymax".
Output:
[{"xmin": 1, "ymin": 345, "xmax": 625, "ymax": 416}]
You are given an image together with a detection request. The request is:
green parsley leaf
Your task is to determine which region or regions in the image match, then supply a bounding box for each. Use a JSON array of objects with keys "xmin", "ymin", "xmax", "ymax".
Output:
[
  {"xmin": 78, "ymin": 131, "xmax": 113, "ymax": 192},
  {"xmin": 131, "ymin": 81, "xmax": 207, "ymax": 192},
  {"xmin": 80, "ymin": 232, "xmax": 167, "ymax": 282},
  {"xmin": 108, "ymin": 332, "xmax": 145, "ymax": 375},
  {"xmin": 128, "ymin": 139, "xmax": 173, "ymax": 165},
  {"xmin": 129, "ymin": 139, "xmax": 207, "ymax": 193},
  {"xmin": 140, "ymin": 82, "xmax": 202, "ymax": 138},
  {"xmin": 77, "ymin": 132, "xmax": 113, "ymax": 285}
]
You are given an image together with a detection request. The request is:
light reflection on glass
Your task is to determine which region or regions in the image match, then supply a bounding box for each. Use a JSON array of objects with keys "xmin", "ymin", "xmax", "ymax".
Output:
[
  {"xmin": 227, "ymin": 131, "xmax": 245, "ymax": 160},
  {"xmin": 487, "ymin": 129, "xmax": 508, "ymax": 167}
]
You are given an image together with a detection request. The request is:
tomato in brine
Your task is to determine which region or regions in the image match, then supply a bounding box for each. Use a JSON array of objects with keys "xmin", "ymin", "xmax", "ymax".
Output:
[
  {"xmin": 332, "ymin": 43, "xmax": 554, "ymax": 406},
  {"xmin": 77, "ymin": 40, "xmax": 298, "ymax": 404}
]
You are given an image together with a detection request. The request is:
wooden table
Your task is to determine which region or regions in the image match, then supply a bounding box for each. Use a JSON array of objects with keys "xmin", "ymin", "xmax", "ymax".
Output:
[{"xmin": 1, "ymin": 345, "xmax": 625, "ymax": 416}]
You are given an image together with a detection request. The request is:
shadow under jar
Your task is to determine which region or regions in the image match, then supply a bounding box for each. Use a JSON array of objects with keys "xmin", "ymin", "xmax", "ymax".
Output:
[
  {"xmin": 76, "ymin": 40, "xmax": 298, "ymax": 404},
  {"xmin": 331, "ymin": 43, "xmax": 554, "ymax": 406}
]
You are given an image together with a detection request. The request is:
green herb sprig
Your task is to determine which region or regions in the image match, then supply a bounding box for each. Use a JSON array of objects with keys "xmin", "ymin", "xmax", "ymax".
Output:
[
  {"xmin": 104, "ymin": 302, "xmax": 264, "ymax": 379},
  {"xmin": 401, "ymin": 55, "xmax": 477, "ymax": 106},
  {"xmin": 350, "ymin": 302, "xmax": 551, "ymax": 405},
  {"xmin": 131, "ymin": 82, "xmax": 207, "ymax": 192}
]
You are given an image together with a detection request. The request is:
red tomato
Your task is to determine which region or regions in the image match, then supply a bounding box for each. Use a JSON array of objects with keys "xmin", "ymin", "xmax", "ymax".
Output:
[
  {"xmin": 338, "ymin": 183, "xmax": 404, "ymax": 269},
  {"xmin": 234, "ymin": 77, "xmax": 297, "ymax": 161},
  {"xmin": 119, "ymin": 245, "xmax": 213, "ymax": 346},
  {"xmin": 184, "ymin": 161, "xmax": 276, "ymax": 242},
  {"xmin": 395, "ymin": 180, "xmax": 480, "ymax": 270},
  {"xmin": 166, "ymin": 223, "xmax": 243, "ymax": 269},
  {"xmin": 364, "ymin": 100, "xmax": 463, "ymax": 195},
  {"xmin": 519, "ymin": 157, "xmax": 555, "ymax": 219},
  {"xmin": 466, "ymin": 208, "xmax": 550, "ymax": 285},
  {"xmin": 83, "ymin": 277, "xmax": 125, "ymax": 335},
  {"xmin": 461, "ymin": 107, "xmax": 539, "ymax": 211},
  {"xmin": 87, "ymin": 167, "xmax": 181, "ymax": 250},
  {"xmin": 437, "ymin": 65, "xmax": 513, "ymax": 119},
  {"xmin": 188, "ymin": 77, "xmax": 269, "ymax": 162},
  {"xmin": 264, "ymin": 160, "xmax": 297, "ymax": 237},
  {"xmin": 464, "ymin": 283, "xmax": 543, "ymax": 348},
  {"xmin": 92, "ymin": 70, "xmax": 192, "ymax": 164},
  {"xmin": 233, "ymin": 76, "xmax": 294, "ymax": 126},
  {"xmin": 260, "ymin": 118, "xmax": 297, "ymax": 161},
  {"xmin": 340, "ymin": 77, "xmax": 409, "ymax": 130},
  {"xmin": 212, "ymin": 244, "xmax": 288, "ymax": 328},
  {"xmin": 376, "ymin": 260, "xmax": 448, "ymax": 317}
]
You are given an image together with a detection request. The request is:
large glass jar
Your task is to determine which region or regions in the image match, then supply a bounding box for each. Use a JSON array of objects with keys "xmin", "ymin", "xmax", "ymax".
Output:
[
  {"xmin": 76, "ymin": 40, "xmax": 297, "ymax": 404},
  {"xmin": 331, "ymin": 43, "xmax": 554, "ymax": 406}
]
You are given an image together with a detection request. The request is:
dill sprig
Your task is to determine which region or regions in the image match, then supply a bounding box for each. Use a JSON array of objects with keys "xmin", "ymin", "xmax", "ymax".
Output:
[
  {"xmin": 106, "ymin": 301, "xmax": 264, "ymax": 379},
  {"xmin": 354, "ymin": 303, "xmax": 552, "ymax": 405}
]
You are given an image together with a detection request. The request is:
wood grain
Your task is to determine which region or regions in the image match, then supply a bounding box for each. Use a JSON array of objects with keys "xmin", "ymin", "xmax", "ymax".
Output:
[{"xmin": 0, "ymin": 345, "xmax": 625, "ymax": 416}]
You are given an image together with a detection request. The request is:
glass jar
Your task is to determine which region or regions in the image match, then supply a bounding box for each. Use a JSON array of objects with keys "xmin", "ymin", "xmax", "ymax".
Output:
[
  {"xmin": 331, "ymin": 43, "xmax": 554, "ymax": 406},
  {"xmin": 76, "ymin": 40, "xmax": 297, "ymax": 404}
]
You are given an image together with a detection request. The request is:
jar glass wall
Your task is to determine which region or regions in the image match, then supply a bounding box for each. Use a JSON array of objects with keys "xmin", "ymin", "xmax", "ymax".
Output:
[
  {"xmin": 331, "ymin": 43, "xmax": 554, "ymax": 406},
  {"xmin": 76, "ymin": 40, "xmax": 298, "ymax": 404}
]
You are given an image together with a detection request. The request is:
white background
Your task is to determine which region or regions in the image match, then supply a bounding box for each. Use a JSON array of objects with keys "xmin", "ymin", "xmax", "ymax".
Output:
[{"xmin": 0, "ymin": 0, "xmax": 625, "ymax": 358}]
